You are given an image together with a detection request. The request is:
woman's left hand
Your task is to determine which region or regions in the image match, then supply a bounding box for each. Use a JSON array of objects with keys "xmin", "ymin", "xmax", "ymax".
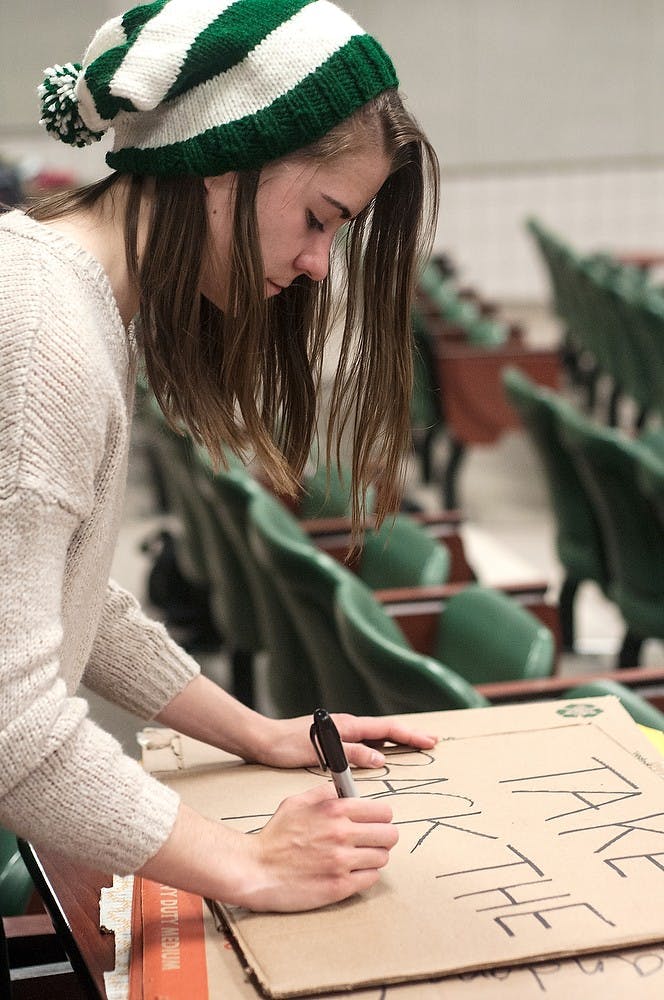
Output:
[{"xmin": 254, "ymin": 713, "xmax": 438, "ymax": 770}]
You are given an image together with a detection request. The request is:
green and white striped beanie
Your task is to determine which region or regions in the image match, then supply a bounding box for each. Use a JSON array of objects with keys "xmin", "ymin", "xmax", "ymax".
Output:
[{"xmin": 38, "ymin": 0, "xmax": 398, "ymax": 176}]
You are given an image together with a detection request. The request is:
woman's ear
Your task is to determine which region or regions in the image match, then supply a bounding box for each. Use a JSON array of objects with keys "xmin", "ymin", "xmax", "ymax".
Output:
[
  {"xmin": 203, "ymin": 174, "xmax": 238, "ymax": 214},
  {"xmin": 204, "ymin": 173, "xmax": 237, "ymax": 194}
]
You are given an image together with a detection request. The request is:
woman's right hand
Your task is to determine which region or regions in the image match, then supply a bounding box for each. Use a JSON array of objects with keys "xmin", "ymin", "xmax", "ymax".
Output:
[
  {"xmin": 138, "ymin": 788, "xmax": 398, "ymax": 913},
  {"xmin": 238, "ymin": 784, "xmax": 398, "ymax": 912}
]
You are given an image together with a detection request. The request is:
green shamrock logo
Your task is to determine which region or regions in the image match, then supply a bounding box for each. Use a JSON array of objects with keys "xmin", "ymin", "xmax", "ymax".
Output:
[{"xmin": 557, "ymin": 703, "xmax": 603, "ymax": 718}]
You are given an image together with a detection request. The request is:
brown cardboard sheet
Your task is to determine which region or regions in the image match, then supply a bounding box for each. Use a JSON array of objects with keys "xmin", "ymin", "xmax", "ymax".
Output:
[{"xmin": 142, "ymin": 697, "xmax": 664, "ymax": 998}]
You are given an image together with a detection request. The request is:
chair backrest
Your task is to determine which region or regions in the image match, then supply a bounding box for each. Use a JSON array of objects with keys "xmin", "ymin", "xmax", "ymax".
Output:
[
  {"xmin": 411, "ymin": 311, "xmax": 442, "ymax": 431},
  {"xmin": 299, "ymin": 463, "xmax": 375, "ymax": 520},
  {"xmin": 334, "ymin": 575, "xmax": 489, "ymax": 714},
  {"xmin": 636, "ymin": 438, "xmax": 664, "ymax": 529},
  {"xmin": 557, "ymin": 406, "xmax": 664, "ymax": 638},
  {"xmin": 502, "ymin": 367, "xmax": 608, "ymax": 588},
  {"xmin": 526, "ymin": 218, "xmax": 584, "ymax": 335},
  {"xmin": 145, "ymin": 422, "xmax": 212, "ymax": 587},
  {"xmin": 248, "ymin": 492, "xmax": 376, "ymax": 714},
  {"xmin": 175, "ymin": 444, "xmax": 260, "ymax": 654},
  {"xmin": 204, "ymin": 461, "xmax": 322, "ymax": 716},
  {"xmin": 563, "ymin": 680, "xmax": 664, "ymax": 731},
  {"xmin": 418, "ymin": 260, "xmax": 445, "ymax": 298},
  {"xmin": 432, "ymin": 584, "xmax": 555, "ymax": 684},
  {"xmin": 633, "ymin": 293, "xmax": 664, "ymax": 416},
  {"xmin": 358, "ymin": 514, "xmax": 450, "ymax": 589},
  {"xmin": 0, "ymin": 827, "xmax": 33, "ymax": 917}
]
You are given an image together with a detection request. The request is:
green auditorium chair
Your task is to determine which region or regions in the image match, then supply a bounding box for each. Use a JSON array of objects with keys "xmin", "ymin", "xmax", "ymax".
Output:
[
  {"xmin": 563, "ymin": 679, "xmax": 664, "ymax": 731},
  {"xmin": 335, "ymin": 577, "xmax": 663, "ymax": 726},
  {"xmin": 630, "ymin": 291, "xmax": 664, "ymax": 419},
  {"xmin": 358, "ymin": 513, "xmax": 450, "ymax": 590},
  {"xmin": 334, "ymin": 574, "xmax": 490, "ymax": 714},
  {"xmin": 143, "ymin": 417, "xmax": 260, "ymax": 706},
  {"xmin": 583, "ymin": 259, "xmax": 660, "ymax": 426},
  {"xmin": 526, "ymin": 218, "xmax": 594, "ymax": 387},
  {"xmin": 558, "ymin": 405, "xmax": 664, "ymax": 667},
  {"xmin": 502, "ymin": 367, "xmax": 609, "ymax": 651},
  {"xmin": 637, "ymin": 436, "xmax": 664, "ymax": 527},
  {"xmin": 418, "ymin": 262, "xmax": 508, "ymax": 347},
  {"xmin": 198, "ymin": 457, "xmax": 323, "ymax": 717},
  {"xmin": 247, "ymin": 491, "xmax": 456, "ymax": 713},
  {"xmin": 248, "ymin": 491, "xmax": 376, "ymax": 713},
  {"xmin": 298, "ymin": 460, "xmax": 376, "ymax": 519},
  {"xmin": 429, "ymin": 583, "xmax": 554, "ymax": 684},
  {"xmin": 410, "ymin": 310, "xmax": 445, "ymax": 483},
  {"xmin": 0, "ymin": 828, "xmax": 33, "ymax": 918}
]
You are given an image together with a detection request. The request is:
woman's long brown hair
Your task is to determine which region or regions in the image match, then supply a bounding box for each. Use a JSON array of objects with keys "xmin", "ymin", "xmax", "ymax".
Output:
[{"xmin": 27, "ymin": 89, "xmax": 439, "ymax": 534}]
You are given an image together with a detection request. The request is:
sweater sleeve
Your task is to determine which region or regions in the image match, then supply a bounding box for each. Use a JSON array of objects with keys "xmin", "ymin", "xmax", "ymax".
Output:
[
  {"xmin": 83, "ymin": 580, "xmax": 201, "ymax": 719},
  {"xmin": 0, "ymin": 490, "xmax": 180, "ymax": 875}
]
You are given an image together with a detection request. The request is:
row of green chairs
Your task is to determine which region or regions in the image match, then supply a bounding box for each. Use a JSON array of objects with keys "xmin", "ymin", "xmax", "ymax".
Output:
[
  {"xmin": 527, "ymin": 217, "xmax": 664, "ymax": 423},
  {"xmin": 411, "ymin": 261, "xmax": 513, "ymax": 481},
  {"xmin": 140, "ymin": 402, "xmax": 459, "ymax": 708},
  {"xmin": 504, "ymin": 367, "xmax": 664, "ymax": 665},
  {"xmin": 248, "ymin": 489, "xmax": 555, "ymax": 714},
  {"xmin": 138, "ymin": 398, "xmax": 558, "ymax": 714},
  {"xmin": 417, "ymin": 261, "xmax": 510, "ymax": 347},
  {"xmin": 334, "ymin": 579, "xmax": 664, "ymax": 731},
  {"xmin": 411, "ymin": 256, "xmax": 562, "ymax": 506},
  {"xmin": 138, "ymin": 393, "xmax": 664, "ymax": 730},
  {"xmin": 143, "ymin": 420, "xmax": 664, "ymax": 728}
]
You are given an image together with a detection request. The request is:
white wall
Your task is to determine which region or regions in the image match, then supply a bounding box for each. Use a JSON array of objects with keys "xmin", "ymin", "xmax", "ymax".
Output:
[
  {"xmin": 341, "ymin": 1, "xmax": 664, "ymax": 299},
  {"xmin": 0, "ymin": 1, "xmax": 126, "ymax": 183},
  {"xmin": 344, "ymin": 0, "xmax": 664, "ymax": 169},
  {"xmin": 3, "ymin": 1, "xmax": 663, "ymax": 299}
]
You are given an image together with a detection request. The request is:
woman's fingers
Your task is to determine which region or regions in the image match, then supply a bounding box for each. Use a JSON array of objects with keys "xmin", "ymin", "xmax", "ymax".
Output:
[
  {"xmin": 343, "ymin": 741, "xmax": 387, "ymax": 768},
  {"xmin": 334, "ymin": 711, "xmax": 439, "ymax": 745},
  {"xmin": 349, "ymin": 823, "xmax": 398, "ymax": 851},
  {"xmin": 330, "ymin": 713, "xmax": 438, "ymax": 769},
  {"xmin": 244, "ymin": 784, "xmax": 399, "ymax": 911}
]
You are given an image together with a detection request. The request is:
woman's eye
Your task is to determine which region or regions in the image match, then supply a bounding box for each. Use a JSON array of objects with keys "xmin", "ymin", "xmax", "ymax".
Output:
[{"xmin": 307, "ymin": 210, "xmax": 324, "ymax": 233}]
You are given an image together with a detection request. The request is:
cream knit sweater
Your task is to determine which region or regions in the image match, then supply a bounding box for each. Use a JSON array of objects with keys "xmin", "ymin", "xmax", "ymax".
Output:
[{"xmin": 0, "ymin": 211, "xmax": 201, "ymax": 875}]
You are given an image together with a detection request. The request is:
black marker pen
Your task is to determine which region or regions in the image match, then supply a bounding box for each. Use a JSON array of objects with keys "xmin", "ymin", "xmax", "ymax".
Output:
[{"xmin": 309, "ymin": 708, "xmax": 358, "ymax": 798}]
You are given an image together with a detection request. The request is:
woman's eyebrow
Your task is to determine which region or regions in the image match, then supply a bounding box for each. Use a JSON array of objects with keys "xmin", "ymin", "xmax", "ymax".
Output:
[{"xmin": 322, "ymin": 194, "xmax": 351, "ymax": 219}]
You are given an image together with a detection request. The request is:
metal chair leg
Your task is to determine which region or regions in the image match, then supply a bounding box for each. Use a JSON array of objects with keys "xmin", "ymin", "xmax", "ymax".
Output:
[
  {"xmin": 618, "ymin": 629, "xmax": 644, "ymax": 669},
  {"xmin": 231, "ymin": 649, "xmax": 255, "ymax": 708},
  {"xmin": 443, "ymin": 439, "xmax": 466, "ymax": 510},
  {"xmin": 559, "ymin": 576, "xmax": 579, "ymax": 652}
]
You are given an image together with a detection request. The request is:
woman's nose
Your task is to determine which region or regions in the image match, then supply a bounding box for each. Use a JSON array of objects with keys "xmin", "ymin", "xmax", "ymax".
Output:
[{"xmin": 295, "ymin": 241, "xmax": 331, "ymax": 282}]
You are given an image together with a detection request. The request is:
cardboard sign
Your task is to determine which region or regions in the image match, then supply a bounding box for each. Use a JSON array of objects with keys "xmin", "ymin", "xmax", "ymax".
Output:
[
  {"xmin": 143, "ymin": 698, "xmax": 664, "ymax": 998},
  {"xmin": 203, "ymin": 902, "xmax": 664, "ymax": 1000}
]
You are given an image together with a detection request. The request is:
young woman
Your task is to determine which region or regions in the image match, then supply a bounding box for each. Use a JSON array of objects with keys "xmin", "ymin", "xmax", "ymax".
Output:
[{"xmin": 0, "ymin": 0, "xmax": 440, "ymax": 912}]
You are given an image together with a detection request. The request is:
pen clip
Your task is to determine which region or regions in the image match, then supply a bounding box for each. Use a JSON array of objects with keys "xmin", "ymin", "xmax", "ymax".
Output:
[{"xmin": 309, "ymin": 720, "xmax": 329, "ymax": 772}]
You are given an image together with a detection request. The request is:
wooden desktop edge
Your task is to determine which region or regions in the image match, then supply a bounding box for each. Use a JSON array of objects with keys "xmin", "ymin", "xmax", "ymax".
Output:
[
  {"xmin": 374, "ymin": 580, "xmax": 549, "ymax": 604},
  {"xmin": 476, "ymin": 666, "xmax": 664, "ymax": 710},
  {"xmin": 300, "ymin": 509, "xmax": 465, "ymax": 537}
]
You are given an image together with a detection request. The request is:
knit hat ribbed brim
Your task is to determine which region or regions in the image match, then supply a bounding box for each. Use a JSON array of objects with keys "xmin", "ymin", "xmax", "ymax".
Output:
[{"xmin": 38, "ymin": 0, "xmax": 398, "ymax": 176}]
